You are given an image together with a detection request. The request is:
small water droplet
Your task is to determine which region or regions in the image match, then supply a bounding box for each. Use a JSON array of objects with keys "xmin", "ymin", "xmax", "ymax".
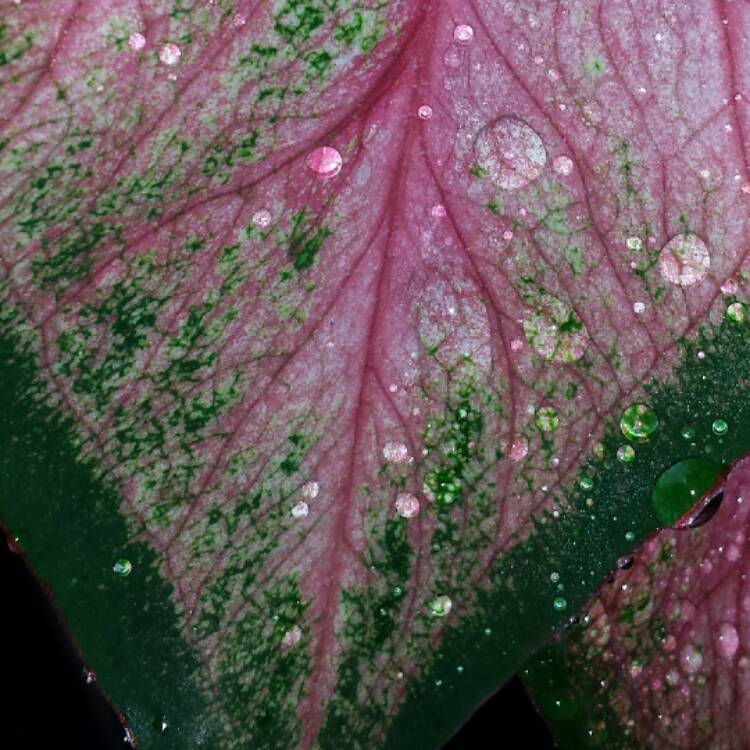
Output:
[
  {"xmin": 553, "ymin": 596, "xmax": 567, "ymax": 611},
  {"xmin": 281, "ymin": 625, "xmax": 302, "ymax": 649},
  {"xmin": 717, "ymin": 623, "xmax": 739, "ymax": 659},
  {"xmin": 680, "ymin": 643, "xmax": 703, "ymax": 674},
  {"xmin": 617, "ymin": 445, "xmax": 635, "ymax": 463},
  {"xmin": 549, "ymin": 571, "xmax": 560, "ymax": 583},
  {"xmin": 305, "ymin": 146, "xmax": 342, "ymax": 178},
  {"xmin": 383, "ymin": 441, "xmax": 410, "ymax": 464},
  {"xmin": 619, "ymin": 403, "xmax": 658, "ymax": 441},
  {"xmin": 552, "ymin": 155, "xmax": 574, "ymax": 176},
  {"xmin": 232, "ymin": 12, "xmax": 247, "ymax": 27},
  {"xmin": 721, "ymin": 278, "xmax": 738, "ymax": 295},
  {"xmin": 686, "ymin": 488, "xmax": 724, "ymax": 529},
  {"xmin": 633, "ymin": 301, "xmax": 645, "ymax": 314},
  {"xmin": 429, "ymin": 595, "xmax": 453, "ymax": 617},
  {"xmin": 301, "ymin": 481, "xmax": 319, "ymax": 500},
  {"xmin": 113, "ymin": 559, "xmax": 132, "ymax": 577},
  {"xmin": 395, "ymin": 492, "xmax": 420, "ymax": 519},
  {"xmin": 626, "ymin": 236, "xmax": 643, "ymax": 251},
  {"xmin": 681, "ymin": 425, "xmax": 696, "ymax": 440},
  {"xmin": 252, "ymin": 209, "xmax": 272, "ymax": 228},
  {"xmin": 418, "ymin": 104, "xmax": 433, "ymax": 120},
  {"xmin": 290, "ymin": 501, "xmax": 309, "ymax": 518},
  {"xmin": 474, "ymin": 116, "xmax": 547, "ymax": 190},
  {"xmin": 579, "ymin": 476, "xmax": 594, "ymax": 490},
  {"xmin": 658, "ymin": 233, "xmax": 710, "ymax": 287},
  {"xmin": 651, "ymin": 458, "xmax": 723, "ymax": 525},
  {"xmin": 453, "ymin": 24, "xmax": 474, "ymax": 42},
  {"xmin": 509, "ymin": 437, "xmax": 528, "ymax": 461},
  {"xmin": 159, "ymin": 43, "xmax": 181, "ymax": 65},
  {"xmin": 617, "ymin": 555, "xmax": 634, "ymax": 569},
  {"xmin": 624, "ymin": 531, "xmax": 636, "ymax": 542},
  {"xmin": 431, "ymin": 204, "xmax": 446, "ymax": 218},
  {"xmin": 712, "ymin": 418, "xmax": 729, "ymax": 435},
  {"xmin": 726, "ymin": 301, "xmax": 747, "ymax": 322},
  {"xmin": 535, "ymin": 406, "xmax": 559, "ymax": 432},
  {"xmin": 128, "ymin": 32, "xmax": 146, "ymax": 52}
]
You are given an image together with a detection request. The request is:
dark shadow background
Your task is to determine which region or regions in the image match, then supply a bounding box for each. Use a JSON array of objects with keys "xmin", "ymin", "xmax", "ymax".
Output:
[{"xmin": 0, "ymin": 532, "xmax": 554, "ymax": 749}]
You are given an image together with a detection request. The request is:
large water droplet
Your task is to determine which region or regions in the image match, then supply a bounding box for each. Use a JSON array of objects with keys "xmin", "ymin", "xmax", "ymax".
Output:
[
  {"xmin": 651, "ymin": 458, "xmax": 723, "ymax": 525},
  {"xmin": 658, "ymin": 233, "xmax": 710, "ymax": 287},
  {"xmin": 159, "ymin": 43, "xmax": 181, "ymax": 66},
  {"xmin": 113, "ymin": 559, "xmax": 132, "ymax": 577},
  {"xmin": 535, "ymin": 406, "xmax": 559, "ymax": 432},
  {"xmin": 685, "ymin": 488, "xmax": 724, "ymax": 529},
  {"xmin": 429, "ymin": 595, "xmax": 453, "ymax": 617},
  {"xmin": 306, "ymin": 146, "xmax": 342, "ymax": 178},
  {"xmin": 395, "ymin": 493, "xmax": 420, "ymax": 519},
  {"xmin": 726, "ymin": 301, "xmax": 747, "ymax": 322},
  {"xmin": 619, "ymin": 403, "xmax": 658, "ymax": 441},
  {"xmin": 474, "ymin": 116, "xmax": 547, "ymax": 190}
]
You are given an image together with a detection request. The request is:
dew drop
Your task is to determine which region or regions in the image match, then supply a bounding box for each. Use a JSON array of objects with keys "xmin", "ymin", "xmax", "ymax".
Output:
[
  {"xmin": 305, "ymin": 146, "xmax": 342, "ymax": 178},
  {"xmin": 431, "ymin": 204, "xmax": 447, "ymax": 218},
  {"xmin": 552, "ymin": 155, "xmax": 574, "ymax": 176},
  {"xmin": 113, "ymin": 559, "xmax": 132, "ymax": 577},
  {"xmin": 290, "ymin": 501, "xmax": 309, "ymax": 518},
  {"xmin": 658, "ymin": 233, "xmax": 710, "ymax": 287},
  {"xmin": 128, "ymin": 32, "xmax": 146, "ymax": 52},
  {"xmin": 651, "ymin": 457, "xmax": 723, "ymax": 526},
  {"xmin": 474, "ymin": 116, "xmax": 547, "ymax": 190},
  {"xmin": 549, "ymin": 571, "xmax": 560, "ymax": 583},
  {"xmin": 680, "ymin": 643, "xmax": 703, "ymax": 674},
  {"xmin": 159, "ymin": 43, "xmax": 181, "ymax": 65},
  {"xmin": 383, "ymin": 441, "xmax": 410, "ymax": 464},
  {"xmin": 429, "ymin": 595, "xmax": 453, "ymax": 617},
  {"xmin": 617, "ymin": 555, "xmax": 634, "ymax": 570},
  {"xmin": 453, "ymin": 24, "xmax": 474, "ymax": 42},
  {"xmin": 301, "ymin": 481, "xmax": 319, "ymax": 500},
  {"xmin": 717, "ymin": 623, "xmax": 740, "ymax": 659},
  {"xmin": 418, "ymin": 105, "xmax": 433, "ymax": 120},
  {"xmin": 619, "ymin": 403, "xmax": 658, "ymax": 441},
  {"xmin": 721, "ymin": 278, "xmax": 738, "ymax": 294},
  {"xmin": 535, "ymin": 406, "xmax": 559, "ymax": 432},
  {"xmin": 633, "ymin": 301, "xmax": 645, "ymax": 314},
  {"xmin": 281, "ymin": 625, "xmax": 302, "ymax": 649},
  {"xmin": 686, "ymin": 488, "xmax": 724, "ymax": 529},
  {"xmin": 617, "ymin": 445, "xmax": 635, "ymax": 463},
  {"xmin": 624, "ymin": 531, "xmax": 636, "ymax": 542},
  {"xmin": 626, "ymin": 236, "xmax": 643, "ymax": 251},
  {"xmin": 252, "ymin": 209, "xmax": 272, "ymax": 228},
  {"xmin": 726, "ymin": 301, "xmax": 747, "ymax": 323},
  {"xmin": 681, "ymin": 425, "xmax": 696, "ymax": 440},
  {"xmin": 232, "ymin": 13, "xmax": 247, "ymax": 27},
  {"xmin": 553, "ymin": 596, "xmax": 568, "ymax": 611},
  {"xmin": 395, "ymin": 492, "xmax": 420, "ymax": 519},
  {"xmin": 579, "ymin": 476, "xmax": 594, "ymax": 490},
  {"xmin": 712, "ymin": 418, "xmax": 729, "ymax": 435},
  {"xmin": 509, "ymin": 437, "xmax": 528, "ymax": 461}
]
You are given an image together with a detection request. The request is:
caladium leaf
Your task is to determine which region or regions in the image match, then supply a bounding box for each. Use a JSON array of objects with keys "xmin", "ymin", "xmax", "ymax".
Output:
[
  {"xmin": 1, "ymin": 1, "xmax": 750, "ymax": 748},
  {"xmin": 523, "ymin": 449, "xmax": 750, "ymax": 750}
]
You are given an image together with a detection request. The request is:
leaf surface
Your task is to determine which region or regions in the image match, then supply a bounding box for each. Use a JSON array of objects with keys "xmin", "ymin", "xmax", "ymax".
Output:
[{"xmin": 1, "ymin": 1, "xmax": 749, "ymax": 748}]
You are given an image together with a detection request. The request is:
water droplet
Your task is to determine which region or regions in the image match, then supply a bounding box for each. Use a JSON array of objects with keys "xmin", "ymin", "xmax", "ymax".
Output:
[
  {"xmin": 579, "ymin": 476, "xmax": 594, "ymax": 490},
  {"xmin": 429, "ymin": 595, "xmax": 453, "ymax": 617},
  {"xmin": 113, "ymin": 559, "xmax": 132, "ymax": 577},
  {"xmin": 393, "ymin": 585, "xmax": 403, "ymax": 596},
  {"xmin": 232, "ymin": 13, "xmax": 247, "ymax": 27},
  {"xmin": 651, "ymin": 458, "xmax": 723, "ymax": 525},
  {"xmin": 301, "ymin": 481, "xmax": 319, "ymax": 500},
  {"xmin": 658, "ymin": 233, "xmax": 710, "ymax": 287},
  {"xmin": 617, "ymin": 445, "xmax": 635, "ymax": 463},
  {"xmin": 633, "ymin": 301, "xmax": 645, "ymax": 314},
  {"xmin": 721, "ymin": 278, "xmax": 738, "ymax": 295},
  {"xmin": 305, "ymin": 146, "xmax": 342, "ymax": 178},
  {"xmin": 509, "ymin": 437, "xmax": 528, "ymax": 461},
  {"xmin": 453, "ymin": 24, "xmax": 474, "ymax": 42},
  {"xmin": 159, "ymin": 43, "xmax": 181, "ymax": 65},
  {"xmin": 686, "ymin": 488, "xmax": 724, "ymax": 529},
  {"xmin": 128, "ymin": 32, "xmax": 146, "ymax": 52},
  {"xmin": 549, "ymin": 571, "xmax": 560, "ymax": 583},
  {"xmin": 619, "ymin": 403, "xmax": 658, "ymax": 441},
  {"xmin": 680, "ymin": 643, "xmax": 703, "ymax": 674},
  {"xmin": 712, "ymin": 418, "xmax": 729, "ymax": 435},
  {"xmin": 617, "ymin": 555, "xmax": 634, "ymax": 569},
  {"xmin": 553, "ymin": 596, "xmax": 567, "ymax": 611},
  {"xmin": 418, "ymin": 105, "xmax": 433, "ymax": 120},
  {"xmin": 535, "ymin": 406, "xmax": 559, "ymax": 432},
  {"xmin": 474, "ymin": 116, "xmax": 547, "ymax": 190},
  {"xmin": 431, "ymin": 204, "xmax": 446, "ymax": 218},
  {"xmin": 252, "ymin": 209, "xmax": 272, "ymax": 228},
  {"xmin": 395, "ymin": 492, "xmax": 420, "ymax": 519},
  {"xmin": 624, "ymin": 531, "xmax": 636, "ymax": 542},
  {"xmin": 552, "ymin": 155, "xmax": 574, "ymax": 176},
  {"xmin": 717, "ymin": 623, "xmax": 739, "ymax": 659},
  {"xmin": 290, "ymin": 501, "xmax": 309, "ymax": 518},
  {"xmin": 726, "ymin": 301, "xmax": 747, "ymax": 322},
  {"xmin": 383, "ymin": 441, "xmax": 410, "ymax": 464},
  {"xmin": 626, "ymin": 236, "xmax": 643, "ymax": 251},
  {"xmin": 681, "ymin": 426, "xmax": 696, "ymax": 440},
  {"xmin": 281, "ymin": 625, "xmax": 302, "ymax": 649}
]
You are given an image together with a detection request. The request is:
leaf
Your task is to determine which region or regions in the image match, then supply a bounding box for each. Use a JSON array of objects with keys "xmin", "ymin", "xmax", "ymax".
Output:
[
  {"xmin": 0, "ymin": 2, "xmax": 749, "ymax": 748},
  {"xmin": 523, "ymin": 449, "xmax": 750, "ymax": 749}
]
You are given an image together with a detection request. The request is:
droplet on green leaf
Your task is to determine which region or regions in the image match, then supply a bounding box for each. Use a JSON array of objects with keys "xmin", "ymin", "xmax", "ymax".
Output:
[
  {"xmin": 726, "ymin": 301, "xmax": 747, "ymax": 322},
  {"xmin": 535, "ymin": 406, "xmax": 559, "ymax": 431},
  {"xmin": 651, "ymin": 458, "xmax": 723, "ymax": 525},
  {"xmin": 113, "ymin": 559, "xmax": 132, "ymax": 577},
  {"xmin": 619, "ymin": 403, "xmax": 658, "ymax": 441},
  {"xmin": 681, "ymin": 425, "xmax": 696, "ymax": 440},
  {"xmin": 712, "ymin": 418, "xmax": 728, "ymax": 435},
  {"xmin": 617, "ymin": 445, "xmax": 635, "ymax": 463},
  {"xmin": 553, "ymin": 596, "xmax": 567, "ymax": 611},
  {"xmin": 579, "ymin": 476, "xmax": 594, "ymax": 490},
  {"xmin": 429, "ymin": 595, "xmax": 452, "ymax": 617}
]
